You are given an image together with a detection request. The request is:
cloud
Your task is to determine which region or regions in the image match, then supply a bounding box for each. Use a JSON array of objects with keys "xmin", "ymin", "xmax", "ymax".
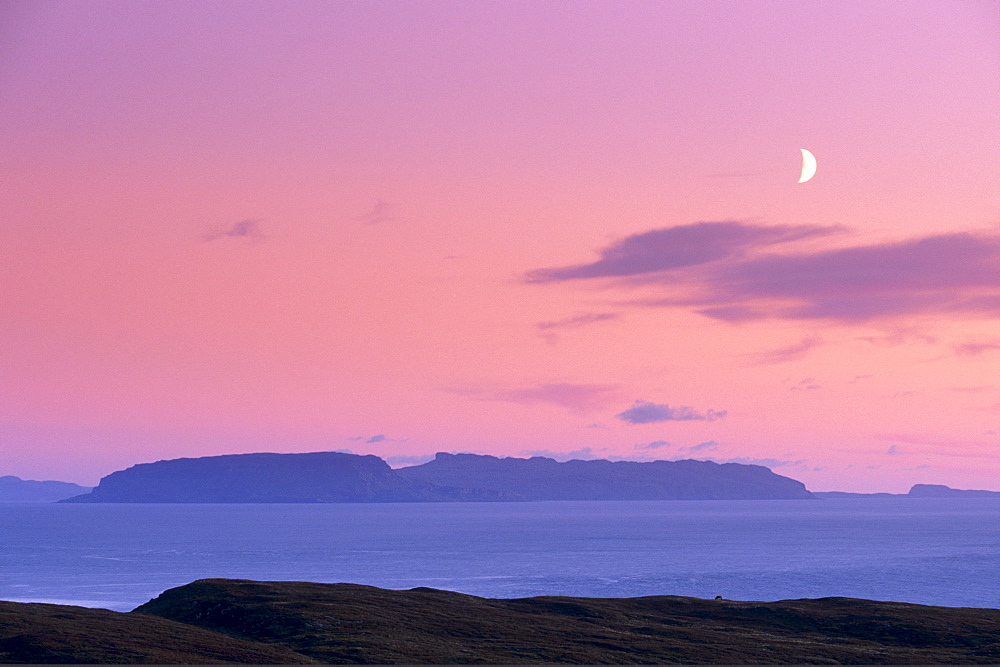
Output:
[
  {"xmin": 635, "ymin": 440, "xmax": 672, "ymax": 450},
  {"xmin": 536, "ymin": 312, "xmax": 620, "ymax": 345},
  {"xmin": 527, "ymin": 222, "xmax": 1000, "ymax": 324},
  {"xmin": 384, "ymin": 454, "xmax": 435, "ymax": 467},
  {"xmin": 757, "ymin": 337, "xmax": 823, "ymax": 364},
  {"xmin": 346, "ymin": 434, "xmax": 405, "ymax": 444},
  {"xmin": 686, "ymin": 440, "xmax": 722, "ymax": 453},
  {"xmin": 520, "ymin": 447, "xmax": 609, "ymax": 461},
  {"xmin": 886, "ymin": 445, "xmax": 901, "ymax": 455},
  {"xmin": 447, "ymin": 382, "xmax": 617, "ymax": 413},
  {"xmin": 953, "ymin": 339, "xmax": 1000, "ymax": 356},
  {"xmin": 616, "ymin": 400, "xmax": 727, "ymax": 424},
  {"xmin": 698, "ymin": 456, "xmax": 804, "ymax": 469},
  {"xmin": 789, "ymin": 377, "xmax": 820, "ymax": 391},
  {"xmin": 536, "ymin": 312, "xmax": 619, "ymax": 331},
  {"xmin": 203, "ymin": 219, "xmax": 265, "ymax": 242},
  {"xmin": 353, "ymin": 199, "xmax": 392, "ymax": 225},
  {"xmin": 525, "ymin": 221, "xmax": 838, "ymax": 283},
  {"xmin": 875, "ymin": 433, "xmax": 1000, "ymax": 458}
]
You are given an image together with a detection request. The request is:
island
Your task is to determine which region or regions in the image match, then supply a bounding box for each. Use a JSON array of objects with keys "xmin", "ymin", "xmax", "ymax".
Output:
[{"xmin": 59, "ymin": 451, "xmax": 814, "ymax": 503}]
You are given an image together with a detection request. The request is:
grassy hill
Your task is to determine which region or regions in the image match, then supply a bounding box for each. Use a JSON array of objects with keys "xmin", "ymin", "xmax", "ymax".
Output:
[{"xmin": 2, "ymin": 578, "xmax": 998, "ymax": 663}]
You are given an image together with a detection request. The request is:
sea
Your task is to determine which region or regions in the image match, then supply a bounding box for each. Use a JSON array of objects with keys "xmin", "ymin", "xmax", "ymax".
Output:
[{"xmin": 1, "ymin": 498, "xmax": 998, "ymax": 612}]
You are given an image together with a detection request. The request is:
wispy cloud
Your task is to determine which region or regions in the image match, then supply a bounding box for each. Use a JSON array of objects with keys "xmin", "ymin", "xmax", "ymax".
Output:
[
  {"xmin": 616, "ymin": 400, "xmax": 727, "ymax": 424},
  {"xmin": 527, "ymin": 222, "xmax": 1000, "ymax": 324},
  {"xmin": 789, "ymin": 377, "xmax": 820, "ymax": 391},
  {"xmin": 353, "ymin": 199, "xmax": 392, "ymax": 226},
  {"xmin": 536, "ymin": 312, "xmax": 619, "ymax": 331},
  {"xmin": 203, "ymin": 219, "xmax": 265, "ymax": 242},
  {"xmin": 953, "ymin": 339, "xmax": 1000, "ymax": 357},
  {"xmin": 525, "ymin": 221, "xmax": 838, "ymax": 283},
  {"xmin": 520, "ymin": 447, "xmax": 610, "ymax": 461},
  {"xmin": 757, "ymin": 336, "xmax": 823, "ymax": 364},
  {"xmin": 385, "ymin": 454, "xmax": 435, "ymax": 467},
  {"xmin": 347, "ymin": 433, "xmax": 406, "ymax": 444},
  {"xmin": 708, "ymin": 456, "xmax": 804, "ymax": 469},
  {"xmin": 686, "ymin": 440, "xmax": 722, "ymax": 453},
  {"xmin": 875, "ymin": 432, "xmax": 1000, "ymax": 457},
  {"xmin": 536, "ymin": 312, "xmax": 620, "ymax": 344},
  {"xmin": 447, "ymin": 382, "xmax": 617, "ymax": 413},
  {"xmin": 634, "ymin": 440, "xmax": 672, "ymax": 450}
]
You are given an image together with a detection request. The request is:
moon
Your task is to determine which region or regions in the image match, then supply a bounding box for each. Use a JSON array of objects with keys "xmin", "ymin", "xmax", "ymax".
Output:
[{"xmin": 798, "ymin": 148, "xmax": 817, "ymax": 183}]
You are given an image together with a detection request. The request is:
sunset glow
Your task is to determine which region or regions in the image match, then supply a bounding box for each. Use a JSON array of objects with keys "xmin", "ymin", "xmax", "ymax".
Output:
[{"xmin": 2, "ymin": 1, "xmax": 998, "ymax": 491}]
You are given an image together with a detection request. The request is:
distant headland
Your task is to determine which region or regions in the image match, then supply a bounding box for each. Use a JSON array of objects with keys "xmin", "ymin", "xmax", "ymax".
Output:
[
  {"xmin": 814, "ymin": 484, "xmax": 1000, "ymax": 499},
  {"xmin": 0, "ymin": 476, "xmax": 91, "ymax": 503},
  {"xmin": 58, "ymin": 451, "xmax": 814, "ymax": 503}
]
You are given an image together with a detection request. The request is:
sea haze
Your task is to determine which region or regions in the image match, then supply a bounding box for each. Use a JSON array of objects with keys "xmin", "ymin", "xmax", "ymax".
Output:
[{"xmin": 1, "ymin": 498, "xmax": 998, "ymax": 611}]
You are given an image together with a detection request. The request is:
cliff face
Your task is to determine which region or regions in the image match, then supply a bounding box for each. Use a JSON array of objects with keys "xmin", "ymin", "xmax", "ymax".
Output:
[
  {"xmin": 61, "ymin": 452, "xmax": 510, "ymax": 503},
  {"xmin": 396, "ymin": 452, "xmax": 814, "ymax": 500}
]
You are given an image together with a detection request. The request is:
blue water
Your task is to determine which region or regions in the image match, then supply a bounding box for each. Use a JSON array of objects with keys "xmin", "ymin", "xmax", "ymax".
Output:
[{"xmin": 1, "ymin": 498, "xmax": 998, "ymax": 611}]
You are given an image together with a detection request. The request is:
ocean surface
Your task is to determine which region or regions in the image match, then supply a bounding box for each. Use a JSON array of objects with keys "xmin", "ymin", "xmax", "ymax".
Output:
[{"xmin": 1, "ymin": 498, "xmax": 998, "ymax": 612}]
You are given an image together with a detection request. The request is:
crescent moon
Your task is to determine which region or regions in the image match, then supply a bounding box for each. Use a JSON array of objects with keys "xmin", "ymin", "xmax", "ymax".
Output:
[{"xmin": 798, "ymin": 148, "xmax": 817, "ymax": 183}]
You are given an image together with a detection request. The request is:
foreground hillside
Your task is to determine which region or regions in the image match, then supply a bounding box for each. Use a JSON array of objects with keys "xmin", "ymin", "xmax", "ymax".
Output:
[
  {"xmin": 3, "ymin": 579, "xmax": 997, "ymax": 664},
  {"xmin": 0, "ymin": 599, "xmax": 314, "ymax": 664}
]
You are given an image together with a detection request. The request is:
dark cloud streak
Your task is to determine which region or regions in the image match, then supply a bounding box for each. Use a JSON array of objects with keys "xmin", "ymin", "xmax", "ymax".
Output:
[
  {"xmin": 527, "ymin": 222, "xmax": 1000, "ymax": 324},
  {"xmin": 616, "ymin": 400, "xmax": 727, "ymax": 424},
  {"xmin": 203, "ymin": 219, "xmax": 265, "ymax": 242}
]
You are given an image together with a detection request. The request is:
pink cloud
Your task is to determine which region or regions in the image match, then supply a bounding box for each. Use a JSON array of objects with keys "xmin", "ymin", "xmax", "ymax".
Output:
[
  {"xmin": 447, "ymin": 383, "xmax": 618, "ymax": 413},
  {"xmin": 528, "ymin": 223, "xmax": 1000, "ymax": 324},
  {"xmin": 524, "ymin": 221, "xmax": 839, "ymax": 283},
  {"xmin": 953, "ymin": 339, "xmax": 1000, "ymax": 356},
  {"xmin": 616, "ymin": 400, "xmax": 726, "ymax": 424}
]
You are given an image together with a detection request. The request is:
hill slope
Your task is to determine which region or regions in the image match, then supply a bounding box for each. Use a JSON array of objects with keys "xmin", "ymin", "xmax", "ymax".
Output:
[
  {"xmin": 133, "ymin": 578, "xmax": 1000, "ymax": 664},
  {"xmin": 0, "ymin": 599, "xmax": 314, "ymax": 664}
]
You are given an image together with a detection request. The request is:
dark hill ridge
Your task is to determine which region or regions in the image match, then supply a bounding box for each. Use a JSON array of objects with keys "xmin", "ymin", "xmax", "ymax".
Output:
[
  {"xmin": 2, "ymin": 579, "xmax": 998, "ymax": 663},
  {"xmin": 61, "ymin": 451, "xmax": 814, "ymax": 503},
  {"xmin": 130, "ymin": 578, "xmax": 997, "ymax": 664},
  {"xmin": 398, "ymin": 452, "xmax": 814, "ymax": 500}
]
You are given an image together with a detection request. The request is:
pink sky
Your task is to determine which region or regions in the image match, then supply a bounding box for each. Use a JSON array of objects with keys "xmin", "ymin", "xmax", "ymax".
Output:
[{"xmin": 2, "ymin": 1, "xmax": 998, "ymax": 491}]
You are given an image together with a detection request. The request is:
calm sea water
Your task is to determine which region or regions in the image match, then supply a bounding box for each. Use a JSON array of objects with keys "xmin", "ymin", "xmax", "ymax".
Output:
[{"xmin": 1, "ymin": 498, "xmax": 998, "ymax": 611}]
